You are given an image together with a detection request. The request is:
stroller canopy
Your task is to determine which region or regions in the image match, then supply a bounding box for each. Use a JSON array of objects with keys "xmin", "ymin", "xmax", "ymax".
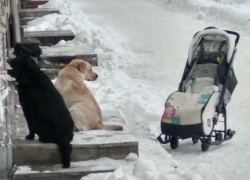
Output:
[{"xmin": 188, "ymin": 29, "xmax": 235, "ymax": 65}]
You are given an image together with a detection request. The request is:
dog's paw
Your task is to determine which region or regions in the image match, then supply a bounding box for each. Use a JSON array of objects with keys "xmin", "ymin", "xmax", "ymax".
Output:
[
  {"xmin": 62, "ymin": 163, "xmax": 70, "ymax": 169},
  {"xmin": 25, "ymin": 134, "xmax": 35, "ymax": 140}
]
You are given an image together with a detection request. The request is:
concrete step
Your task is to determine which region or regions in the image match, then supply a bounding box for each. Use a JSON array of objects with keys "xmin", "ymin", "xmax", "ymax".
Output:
[
  {"xmin": 24, "ymin": 30, "xmax": 75, "ymax": 46},
  {"xmin": 9, "ymin": 45, "xmax": 98, "ymax": 65},
  {"xmin": 40, "ymin": 68, "xmax": 62, "ymax": 79},
  {"xmin": 19, "ymin": 8, "xmax": 59, "ymax": 18},
  {"xmin": 8, "ymin": 45, "xmax": 98, "ymax": 78},
  {"xmin": 10, "ymin": 110, "xmax": 138, "ymax": 167},
  {"xmin": 19, "ymin": 17, "xmax": 36, "ymax": 26},
  {"xmin": 20, "ymin": 0, "xmax": 49, "ymax": 9},
  {"xmin": 14, "ymin": 165, "xmax": 116, "ymax": 180}
]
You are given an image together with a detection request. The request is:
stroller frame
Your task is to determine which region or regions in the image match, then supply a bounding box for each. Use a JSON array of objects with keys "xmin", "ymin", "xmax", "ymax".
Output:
[{"xmin": 157, "ymin": 28, "xmax": 240, "ymax": 151}]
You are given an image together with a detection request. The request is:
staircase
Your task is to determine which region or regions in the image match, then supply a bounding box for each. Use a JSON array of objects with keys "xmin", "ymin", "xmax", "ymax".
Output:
[{"xmin": 7, "ymin": 0, "xmax": 139, "ymax": 179}]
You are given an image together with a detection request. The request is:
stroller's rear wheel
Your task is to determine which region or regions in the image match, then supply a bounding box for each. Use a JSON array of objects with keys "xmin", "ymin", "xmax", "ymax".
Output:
[{"xmin": 170, "ymin": 137, "xmax": 179, "ymax": 149}]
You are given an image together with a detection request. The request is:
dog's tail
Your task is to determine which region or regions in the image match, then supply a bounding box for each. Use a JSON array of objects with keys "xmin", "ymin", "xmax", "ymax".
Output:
[
  {"xmin": 98, "ymin": 124, "xmax": 123, "ymax": 131},
  {"xmin": 58, "ymin": 141, "xmax": 72, "ymax": 168}
]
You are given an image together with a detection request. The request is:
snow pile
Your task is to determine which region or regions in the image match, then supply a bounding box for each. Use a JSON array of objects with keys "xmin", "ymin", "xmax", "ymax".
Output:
[
  {"xmin": 80, "ymin": 154, "xmax": 223, "ymax": 180},
  {"xmin": 144, "ymin": 0, "xmax": 250, "ymax": 36},
  {"xmin": 15, "ymin": 166, "xmax": 39, "ymax": 174}
]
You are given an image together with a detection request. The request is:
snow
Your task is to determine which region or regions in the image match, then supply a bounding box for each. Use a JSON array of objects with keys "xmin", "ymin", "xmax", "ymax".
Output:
[
  {"xmin": 17, "ymin": 0, "xmax": 250, "ymax": 179},
  {"xmin": 16, "ymin": 166, "xmax": 39, "ymax": 174}
]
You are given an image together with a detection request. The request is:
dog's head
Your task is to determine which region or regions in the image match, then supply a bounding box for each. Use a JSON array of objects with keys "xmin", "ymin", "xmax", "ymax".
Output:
[
  {"xmin": 69, "ymin": 59, "xmax": 98, "ymax": 81},
  {"xmin": 7, "ymin": 55, "xmax": 40, "ymax": 80}
]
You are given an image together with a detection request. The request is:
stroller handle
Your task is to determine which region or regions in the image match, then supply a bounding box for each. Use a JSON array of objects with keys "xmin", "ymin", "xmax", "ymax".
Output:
[{"xmin": 224, "ymin": 30, "xmax": 240, "ymax": 45}]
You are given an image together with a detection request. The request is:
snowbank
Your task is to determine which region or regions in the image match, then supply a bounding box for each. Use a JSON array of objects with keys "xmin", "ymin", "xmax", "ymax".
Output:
[
  {"xmin": 79, "ymin": 153, "xmax": 223, "ymax": 180},
  {"xmin": 143, "ymin": 0, "xmax": 250, "ymax": 36}
]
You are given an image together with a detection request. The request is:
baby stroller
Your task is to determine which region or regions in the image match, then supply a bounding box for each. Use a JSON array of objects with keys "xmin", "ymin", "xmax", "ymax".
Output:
[{"xmin": 157, "ymin": 27, "xmax": 240, "ymax": 151}]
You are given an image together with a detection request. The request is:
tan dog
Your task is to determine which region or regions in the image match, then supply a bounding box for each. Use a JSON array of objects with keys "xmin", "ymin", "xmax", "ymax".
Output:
[{"xmin": 55, "ymin": 59, "xmax": 123, "ymax": 131}]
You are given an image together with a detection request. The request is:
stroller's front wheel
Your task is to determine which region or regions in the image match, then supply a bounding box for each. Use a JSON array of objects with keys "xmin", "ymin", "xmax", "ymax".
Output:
[
  {"xmin": 201, "ymin": 139, "xmax": 210, "ymax": 151},
  {"xmin": 170, "ymin": 137, "xmax": 179, "ymax": 149},
  {"xmin": 201, "ymin": 143, "xmax": 209, "ymax": 151}
]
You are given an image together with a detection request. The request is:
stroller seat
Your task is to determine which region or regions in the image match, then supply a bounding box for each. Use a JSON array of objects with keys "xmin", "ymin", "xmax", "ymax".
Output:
[{"xmin": 184, "ymin": 63, "xmax": 218, "ymax": 94}]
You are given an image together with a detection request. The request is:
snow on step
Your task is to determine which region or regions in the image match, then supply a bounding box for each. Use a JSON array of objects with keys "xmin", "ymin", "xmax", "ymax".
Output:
[
  {"xmin": 24, "ymin": 30, "xmax": 75, "ymax": 46},
  {"xmin": 14, "ymin": 165, "xmax": 116, "ymax": 180},
  {"xmin": 10, "ymin": 110, "xmax": 138, "ymax": 167}
]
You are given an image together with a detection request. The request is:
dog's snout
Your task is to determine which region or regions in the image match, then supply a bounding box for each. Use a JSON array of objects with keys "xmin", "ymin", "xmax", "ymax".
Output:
[{"xmin": 95, "ymin": 74, "xmax": 98, "ymax": 79}]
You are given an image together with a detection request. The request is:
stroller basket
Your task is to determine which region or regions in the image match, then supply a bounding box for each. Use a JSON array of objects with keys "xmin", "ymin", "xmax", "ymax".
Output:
[{"xmin": 157, "ymin": 27, "xmax": 239, "ymax": 151}]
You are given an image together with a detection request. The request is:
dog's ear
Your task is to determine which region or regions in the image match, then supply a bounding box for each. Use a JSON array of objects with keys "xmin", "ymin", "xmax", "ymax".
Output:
[
  {"xmin": 76, "ymin": 61, "xmax": 86, "ymax": 73},
  {"xmin": 26, "ymin": 57, "xmax": 40, "ymax": 71}
]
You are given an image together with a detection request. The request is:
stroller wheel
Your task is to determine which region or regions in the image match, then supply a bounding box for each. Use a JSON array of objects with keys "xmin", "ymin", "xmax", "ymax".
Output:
[
  {"xmin": 201, "ymin": 139, "xmax": 210, "ymax": 151},
  {"xmin": 215, "ymin": 132, "xmax": 223, "ymax": 144},
  {"xmin": 227, "ymin": 129, "xmax": 235, "ymax": 138},
  {"xmin": 170, "ymin": 137, "xmax": 179, "ymax": 149},
  {"xmin": 192, "ymin": 137, "xmax": 199, "ymax": 144},
  {"xmin": 201, "ymin": 144, "xmax": 209, "ymax": 151}
]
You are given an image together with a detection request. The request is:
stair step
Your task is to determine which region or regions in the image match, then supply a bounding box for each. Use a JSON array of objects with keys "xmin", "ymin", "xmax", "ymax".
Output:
[
  {"xmin": 24, "ymin": 30, "xmax": 75, "ymax": 46},
  {"xmin": 19, "ymin": 17, "xmax": 36, "ymax": 26},
  {"xmin": 9, "ymin": 44, "xmax": 98, "ymax": 67},
  {"xmin": 19, "ymin": 9, "xmax": 59, "ymax": 18},
  {"xmin": 8, "ymin": 45, "xmax": 98, "ymax": 79},
  {"xmin": 38, "ymin": 45, "xmax": 98, "ymax": 66},
  {"xmin": 10, "ymin": 110, "xmax": 138, "ymax": 167},
  {"xmin": 40, "ymin": 68, "xmax": 65, "ymax": 79},
  {"xmin": 21, "ymin": 0, "xmax": 49, "ymax": 9},
  {"xmin": 14, "ymin": 165, "xmax": 116, "ymax": 180}
]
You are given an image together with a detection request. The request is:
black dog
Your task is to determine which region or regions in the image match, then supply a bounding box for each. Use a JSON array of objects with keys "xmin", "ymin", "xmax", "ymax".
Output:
[{"xmin": 8, "ymin": 55, "xmax": 74, "ymax": 168}]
